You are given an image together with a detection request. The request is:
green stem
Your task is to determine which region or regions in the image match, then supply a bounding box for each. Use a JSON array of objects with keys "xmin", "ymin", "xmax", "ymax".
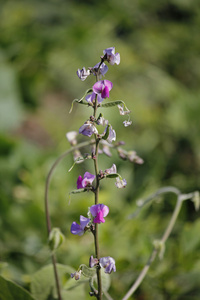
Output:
[
  {"xmin": 44, "ymin": 139, "xmax": 95, "ymax": 300},
  {"xmin": 93, "ymin": 71, "xmax": 102, "ymax": 300},
  {"xmin": 122, "ymin": 188, "xmax": 194, "ymax": 300}
]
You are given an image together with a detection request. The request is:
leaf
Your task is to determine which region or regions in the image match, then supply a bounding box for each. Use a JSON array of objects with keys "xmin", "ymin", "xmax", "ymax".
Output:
[
  {"xmin": 0, "ymin": 275, "xmax": 35, "ymax": 300},
  {"xmin": 69, "ymin": 88, "xmax": 93, "ymax": 113},
  {"xmin": 100, "ymin": 100, "xmax": 126, "ymax": 108},
  {"xmin": 31, "ymin": 264, "xmax": 85, "ymax": 300},
  {"xmin": 105, "ymin": 173, "xmax": 120, "ymax": 179}
]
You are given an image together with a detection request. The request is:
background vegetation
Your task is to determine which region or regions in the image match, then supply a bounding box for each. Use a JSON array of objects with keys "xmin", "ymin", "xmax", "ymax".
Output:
[{"xmin": 0, "ymin": 0, "xmax": 200, "ymax": 299}]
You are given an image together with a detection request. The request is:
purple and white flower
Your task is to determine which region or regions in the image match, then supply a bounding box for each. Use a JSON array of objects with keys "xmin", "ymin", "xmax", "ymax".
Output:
[
  {"xmin": 93, "ymin": 62, "xmax": 108, "ymax": 77},
  {"xmin": 104, "ymin": 125, "xmax": 116, "ymax": 143},
  {"xmin": 115, "ymin": 177, "xmax": 127, "ymax": 188},
  {"xmin": 85, "ymin": 80, "xmax": 113, "ymax": 105},
  {"xmin": 104, "ymin": 164, "xmax": 117, "ymax": 175},
  {"xmin": 77, "ymin": 67, "xmax": 90, "ymax": 81},
  {"xmin": 70, "ymin": 215, "xmax": 90, "ymax": 236},
  {"xmin": 71, "ymin": 270, "xmax": 82, "ymax": 280},
  {"xmin": 93, "ymin": 80, "xmax": 113, "ymax": 100},
  {"xmin": 89, "ymin": 255, "xmax": 99, "ymax": 268},
  {"xmin": 77, "ymin": 172, "xmax": 95, "ymax": 189},
  {"xmin": 123, "ymin": 120, "xmax": 132, "ymax": 127},
  {"xmin": 99, "ymin": 256, "xmax": 116, "ymax": 274},
  {"xmin": 79, "ymin": 121, "xmax": 98, "ymax": 137},
  {"xmin": 118, "ymin": 104, "xmax": 131, "ymax": 116},
  {"xmin": 103, "ymin": 47, "xmax": 120, "ymax": 65},
  {"xmin": 90, "ymin": 204, "xmax": 109, "ymax": 224}
]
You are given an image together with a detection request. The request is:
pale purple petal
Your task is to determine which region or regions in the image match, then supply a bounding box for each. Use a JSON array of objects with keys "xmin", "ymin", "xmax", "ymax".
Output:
[
  {"xmin": 105, "ymin": 164, "xmax": 117, "ymax": 175},
  {"xmin": 93, "ymin": 62, "xmax": 108, "ymax": 76},
  {"xmin": 85, "ymin": 93, "xmax": 96, "ymax": 104},
  {"xmin": 101, "ymin": 204, "xmax": 109, "ymax": 217},
  {"xmin": 79, "ymin": 122, "xmax": 98, "ymax": 137},
  {"xmin": 89, "ymin": 255, "xmax": 99, "ymax": 268},
  {"xmin": 114, "ymin": 53, "xmax": 120, "ymax": 65},
  {"xmin": 107, "ymin": 125, "xmax": 116, "ymax": 143},
  {"xmin": 115, "ymin": 177, "xmax": 127, "ymax": 188},
  {"xmin": 103, "ymin": 47, "xmax": 115, "ymax": 56},
  {"xmin": 77, "ymin": 67, "xmax": 90, "ymax": 81},
  {"xmin": 99, "ymin": 256, "xmax": 116, "ymax": 274},
  {"xmin": 82, "ymin": 172, "xmax": 95, "ymax": 187},
  {"xmin": 93, "ymin": 81, "xmax": 103, "ymax": 94},
  {"xmin": 103, "ymin": 80, "xmax": 113, "ymax": 91},
  {"xmin": 80, "ymin": 215, "xmax": 90, "ymax": 229},
  {"xmin": 70, "ymin": 222, "xmax": 84, "ymax": 236}
]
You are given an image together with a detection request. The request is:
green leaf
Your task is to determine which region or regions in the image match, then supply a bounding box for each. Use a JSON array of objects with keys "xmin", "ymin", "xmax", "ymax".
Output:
[
  {"xmin": 69, "ymin": 88, "xmax": 93, "ymax": 113},
  {"xmin": 0, "ymin": 275, "xmax": 35, "ymax": 300},
  {"xmin": 31, "ymin": 264, "xmax": 85, "ymax": 300},
  {"xmin": 105, "ymin": 173, "xmax": 120, "ymax": 179},
  {"xmin": 100, "ymin": 100, "xmax": 126, "ymax": 108}
]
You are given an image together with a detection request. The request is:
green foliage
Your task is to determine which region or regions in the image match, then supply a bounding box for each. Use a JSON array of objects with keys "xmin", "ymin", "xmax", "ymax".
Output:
[{"xmin": 0, "ymin": 275, "xmax": 35, "ymax": 300}]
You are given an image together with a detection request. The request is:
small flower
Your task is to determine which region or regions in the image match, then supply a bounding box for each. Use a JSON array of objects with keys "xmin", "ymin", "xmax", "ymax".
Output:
[
  {"xmin": 115, "ymin": 177, "xmax": 127, "ymax": 188},
  {"xmin": 105, "ymin": 125, "xmax": 116, "ymax": 143},
  {"xmin": 127, "ymin": 151, "xmax": 144, "ymax": 164},
  {"xmin": 79, "ymin": 121, "xmax": 98, "ymax": 137},
  {"xmin": 92, "ymin": 62, "xmax": 108, "ymax": 77},
  {"xmin": 102, "ymin": 144, "xmax": 112, "ymax": 157},
  {"xmin": 89, "ymin": 255, "xmax": 99, "ymax": 268},
  {"xmin": 71, "ymin": 270, "xmax": 82, "ymax": 280},
  {"xmin": 90, "ymin": 204, "xmax": 109, "ymax": 224},
  {"xmin": 77, "ymin": 67, "xmax": 90, "ymax": 81},
  {"xmin": 103, "ymin": 47, "xmax": 120, "ymax": 65},
  {"xmin": 77, "ymin": 172, "xmax": 95, "ymax": 189},
  {"xmin": 123, "ymin": 120, "xmax": 132, "ymax": 127},
  {"xmin": 93, "ymin": 80, "xmax": 113, "ymax": 100},
  {"xmin": 66, "ymin": 131, "xmax": 78, "ymax": 146},
  {"xmin": 70, "ymin": 215, "xmax": 90, "ymax": 236},
  {"xmin": 99, "ymin": 256, "xmax": 116, "ymax": 274},
  {"xmin": 117, "ymin": 104, "xmax": 131, "ymax": 116},
  {"xmin": 104, "ymin": 164, "xmax": 117, "ymax": 175}
]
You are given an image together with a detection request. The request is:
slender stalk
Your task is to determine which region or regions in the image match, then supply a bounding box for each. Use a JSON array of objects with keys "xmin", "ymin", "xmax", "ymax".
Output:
[
  {"xmin": 122, "ymin": 189, "xmax": 193, "ymax": 300},
  {"xmin": 92, "ymin": 71, "xmax": 102, "ymax": 300},
  {"xmin": 44, "ymin": 140, "xmax": 95, "ymax": 300}
]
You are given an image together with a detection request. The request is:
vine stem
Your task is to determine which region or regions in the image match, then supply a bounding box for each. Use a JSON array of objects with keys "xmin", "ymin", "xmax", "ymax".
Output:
[
  {"xmin": 122, "ymin": 188, "xmax": 194, "ymax": 300},
  {"xmin": 93, "ymin": 70, "xmax": 102, "ymax": 300},
  {"xmin": 44, "ymin": 139, "xmax": 96, "ymax": 300}
]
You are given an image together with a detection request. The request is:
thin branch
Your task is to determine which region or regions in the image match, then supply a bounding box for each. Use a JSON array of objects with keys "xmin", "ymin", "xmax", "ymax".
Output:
[
  {"xmin": 122, "ymin": 188, "xmax": 194, "ymax": 300},
  {"xmin": 44, "ymin": 139, "xmax": 95, "ymax": 300}
]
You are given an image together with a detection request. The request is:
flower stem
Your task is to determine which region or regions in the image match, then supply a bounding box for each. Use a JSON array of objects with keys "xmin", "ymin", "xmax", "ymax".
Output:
[
  {"xmin": 44, "ymin": 140, "xmax": 96, "ymax": 300},
  {"xmin": 122, "ymin": 188, "xmax": 194, "ymax": 300},
  {"xmin": 93, "ymin": 72, "xmax": 102, "ymax": 300}
]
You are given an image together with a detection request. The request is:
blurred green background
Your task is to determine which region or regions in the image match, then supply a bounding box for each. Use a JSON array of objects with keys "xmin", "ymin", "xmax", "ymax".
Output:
[{"xmin": 0, "ymin": 0, "xmax": 200, "ymax": 299}]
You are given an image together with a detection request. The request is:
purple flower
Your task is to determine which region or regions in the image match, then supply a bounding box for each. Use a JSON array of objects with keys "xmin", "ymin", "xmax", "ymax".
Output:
[
  {"xmin": 115, "ymin": 177, "xmax": 127, "ymax": 188},
  {"xmin": 77, "ymin": 67, "xmax": 90, "ymax": 81},
  {"xmin": 77, "ymin": 172, "xmax": 95, "ymax": 189},
  {"xmin": 89, "ymin": 255, "xmax": 99, "ymax": 268},
  {"xmin": 70, "ymin": 215, "xmax": 90, "ymax": 236},
  {"xmin": 103, "ymin": 47, "xmax": 120, "ymax": 65},
  {"xmin": 93, "ymin": 62, "xmax": 108, "ymax": 77},
  {"xmin": 79, "ymin": 122, "xmax": 98, "ymax": 137},
  {"xmin": 99, "ymin": 256, "xmax": 116, "ymax": 274},
  {"xmin": 104, "ymin": 164, "xmax": 117, "ymax": 175},
  {"xmin": 104, "ymin": 125, "xmax": 116, "ymax": 143},
  {"xmin": 90, "ymin": 204, "xmax": 109, "ymax": 224},
  {"xmin": 71, "ymin": 270, "xmax": 82, "ymax": 280},
  {"xmin": 85, "ymin": 80, "xmax": 113, "ymax": 105},
  {"xmin": 93, "ymin": 80, "xmax": 113, "ymax": 100}
]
